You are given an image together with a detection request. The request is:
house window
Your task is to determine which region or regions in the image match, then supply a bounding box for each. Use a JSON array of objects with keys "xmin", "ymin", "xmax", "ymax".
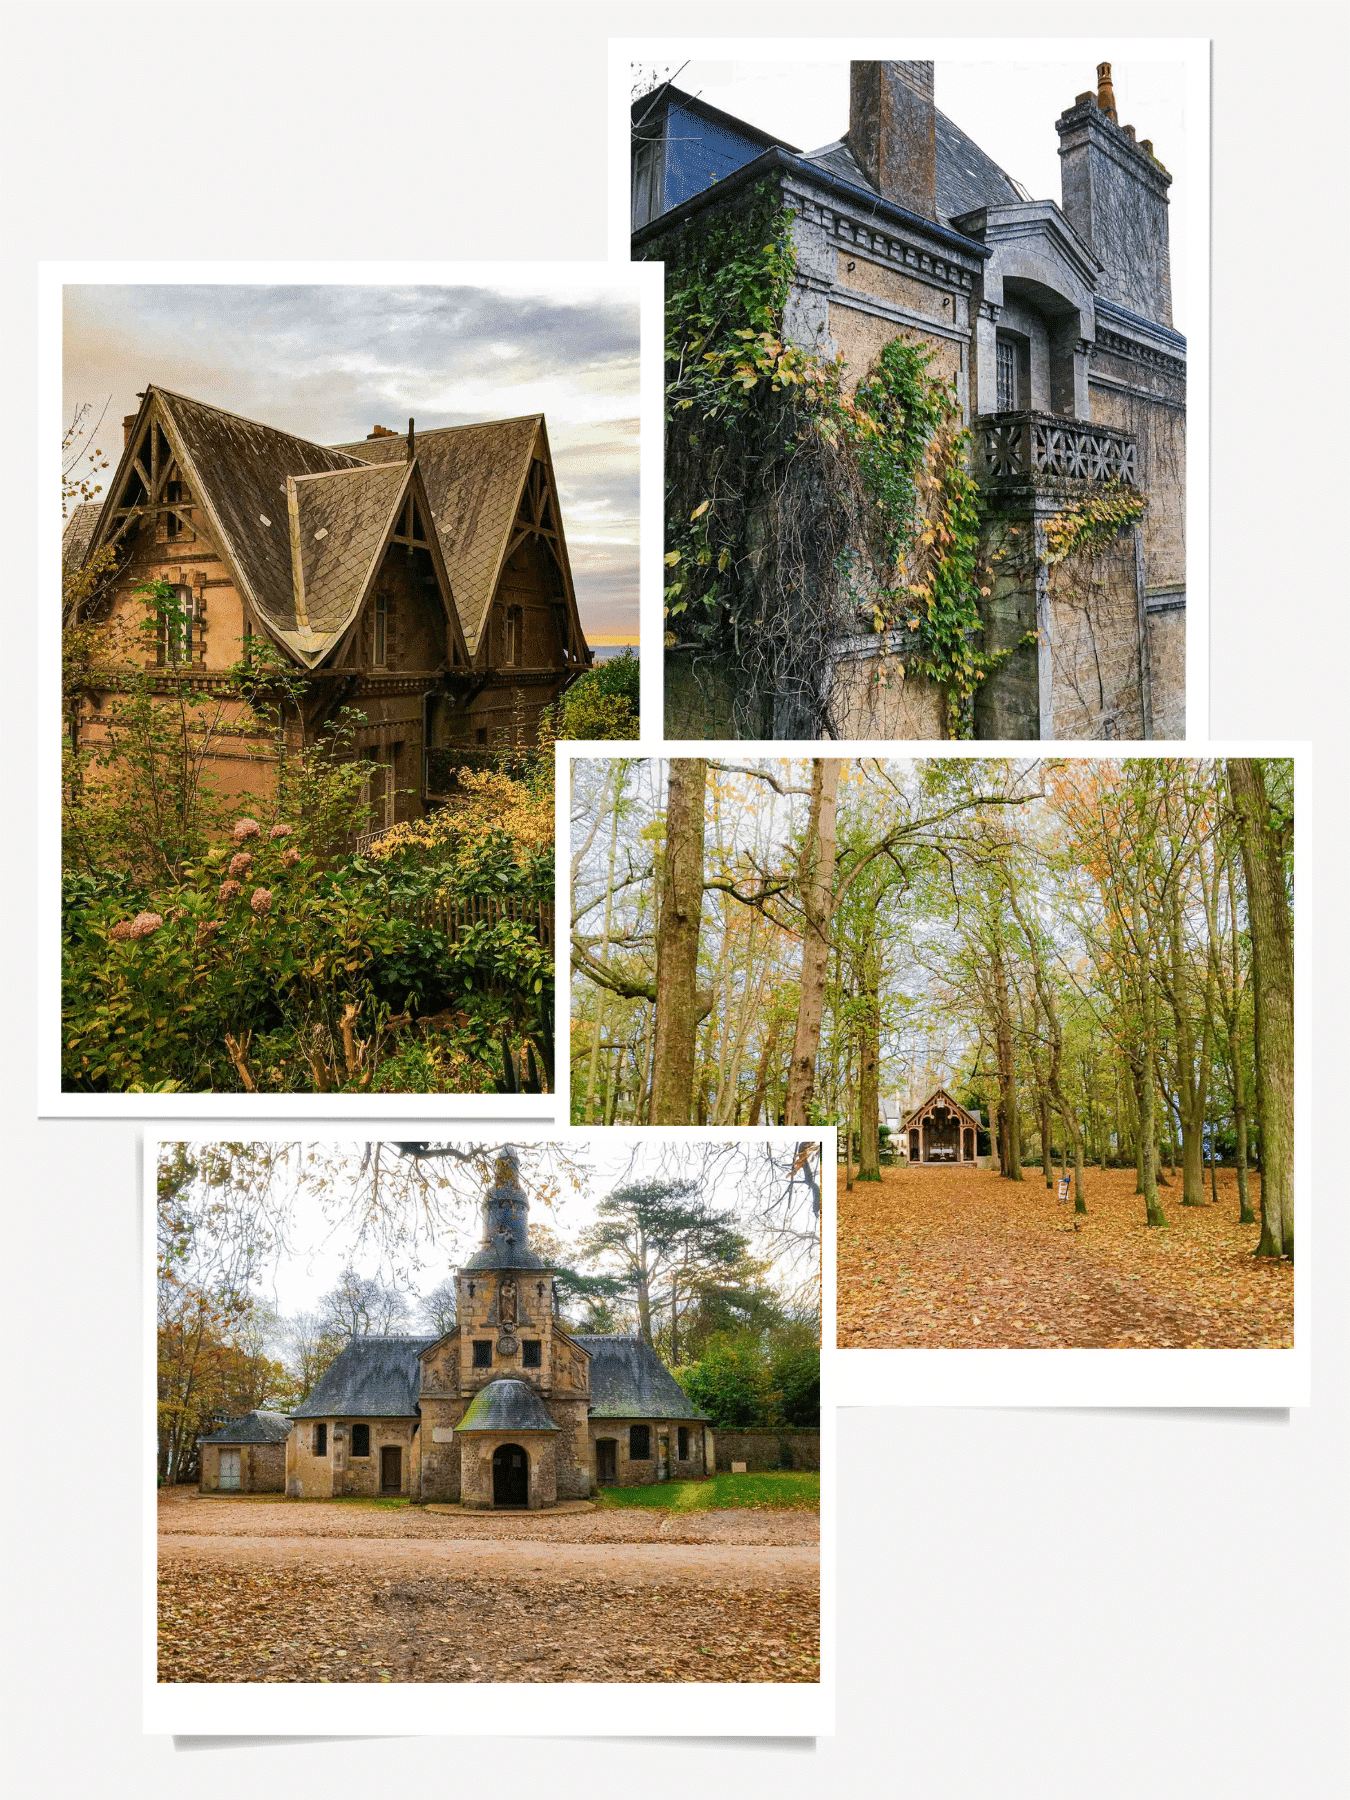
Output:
[
  {"xmin": 629, "ymin": 1424, "xmax": 650, "ymax": 1460},
  {"xmin": 505, "ymin": 605, "xmax": 523, "ymax": 667},
  {"xmin": 157, "ymin": 585, "xmax": 194, "ymax": 666},
  {"xmin": 996, "ymin": 338, "xmax": 1017, "ymax": 412},
  {"xmin": 313, "ymin": 1423, "xmax": 328, "ymax": 1456},
  {"xmin": 522, "ymin": 1340, "xmax": 541, "ymax": 1368},
  {"xmin": 678, "ymin": 1426, "xmax": 689, "ymax": 1460},
  {"xmin": 475, "ymin": 727, "xmax": 488, "ymax": 747},
  {"xmin": 374, "ymin": 591, "xmax": 388, "ymax": 666},
  {"xmin": 351, "ymin": 1423, "xmax": 370, "ymax": 1457},
  {"xmin": 472, "ymin": 1340, "xmax": 492, "ymax": 1369}
]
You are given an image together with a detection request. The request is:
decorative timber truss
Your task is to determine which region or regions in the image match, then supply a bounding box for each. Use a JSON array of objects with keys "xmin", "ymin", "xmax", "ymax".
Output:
[{"xmin": 902, "ymin": 1087, "xmax": 983, "ymax": 1165}]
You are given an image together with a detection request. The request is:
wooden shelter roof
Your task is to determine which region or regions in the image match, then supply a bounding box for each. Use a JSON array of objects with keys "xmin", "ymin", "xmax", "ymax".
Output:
[{"xmin": 902, "ymin": 1087, "xmax": 983, "ymax": 1130}]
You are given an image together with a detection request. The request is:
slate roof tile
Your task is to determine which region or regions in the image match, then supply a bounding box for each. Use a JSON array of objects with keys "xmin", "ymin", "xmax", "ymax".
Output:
[
  {"xmin": 455, "ymin": 1378, "xmax": 560, "ymax": 1433},
  {"xmin": 198, "ymin": 1409, "xmax": 293, "ymax": 1446},
  {"xmin": 289, "ymin": 1335, "xmax": 437, "ymax": 1419},
  {"xmin": 572, "ymin": 1335, "xmax": 706, "ymax": 1421},
  {"xmin": 288, "ymin": 461, "xmax": 409, "ymax": 654},
  {"xmin": 335, "ymin": 417, "xmax": 541, "ymax": 656}
]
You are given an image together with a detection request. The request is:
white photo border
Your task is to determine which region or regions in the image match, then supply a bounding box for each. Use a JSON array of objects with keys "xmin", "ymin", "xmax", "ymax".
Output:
[{"xmin": 142, "ymin": 1123, "xmax": 836, "ymax": 1736}]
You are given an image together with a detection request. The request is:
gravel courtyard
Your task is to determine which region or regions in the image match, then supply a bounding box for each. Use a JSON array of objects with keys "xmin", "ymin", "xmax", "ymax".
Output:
[{"xmin": 157, "ymin": 1488, "xmax": 820, "ymax": 1684}]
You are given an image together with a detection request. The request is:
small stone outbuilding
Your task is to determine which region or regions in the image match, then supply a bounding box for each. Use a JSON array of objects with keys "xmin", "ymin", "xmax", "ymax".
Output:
[
  {"xmin": 286, "ymin": 1336, "xmax": 432, "ymax": 1499},
  {"xmin": 576, "ymin": 1335, "xmax": 713, "ymax": 1487},
  {"xmin": 198, "ymin": 1410, "xmax": 291, "ymax": 1493}
]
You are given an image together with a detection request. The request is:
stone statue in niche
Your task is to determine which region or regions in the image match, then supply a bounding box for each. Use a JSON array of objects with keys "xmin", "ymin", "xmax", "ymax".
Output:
[{"xmin": 499, "ymin": 1276, "xmax": 517, "ymax": 1324}]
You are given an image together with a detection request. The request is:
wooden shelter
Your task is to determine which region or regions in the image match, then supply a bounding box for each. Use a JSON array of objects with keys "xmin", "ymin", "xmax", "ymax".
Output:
[{"xmin": 902, "ymin": 1088, "xmax": 984, "ymax": 1165}]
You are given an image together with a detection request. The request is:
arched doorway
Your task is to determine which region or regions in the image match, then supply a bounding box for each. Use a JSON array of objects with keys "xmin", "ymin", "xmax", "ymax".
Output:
[{"xmin": 492, "ymin": 1442, "xmax": 529, "ymax": 1508}]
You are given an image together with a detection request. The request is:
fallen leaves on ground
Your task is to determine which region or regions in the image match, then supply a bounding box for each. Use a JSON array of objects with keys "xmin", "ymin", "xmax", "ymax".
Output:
[
  {"xmin": 838, "ymin": 1165, "xmax": 1293, "ymax": 1348},
  {"xmin": 158, "ymin": 1563, "xmax": 818, "ymax": 1685}
]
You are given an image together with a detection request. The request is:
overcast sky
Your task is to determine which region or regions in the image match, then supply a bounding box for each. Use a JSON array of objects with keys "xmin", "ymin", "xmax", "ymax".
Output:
[
  {"xmin": 169, "ymin": 1135, "xmax": 817, "ymax": 1327},
  {"xmin": 637, "ymin": 52, "xmax": 1190, "ymax": 328},
  {"xmin": 63, "ymin": 276, "xmax": 641, "ymax": 637}
]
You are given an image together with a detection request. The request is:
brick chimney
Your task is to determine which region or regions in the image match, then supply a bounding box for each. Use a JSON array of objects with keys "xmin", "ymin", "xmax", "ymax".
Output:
[
  {"xmin": 122, "ymin": 414, "xmax": 139, "ymax": 447},
  {"xmin": 366, "ymin": 424, "xmax": 398, "ymax": 439},
  {"xmin": 847, "ymin": 61, "xmax": 937, "ymax": 220},
  {"xmin": 1057, "ymin": 65, "xmax": 1174, "ymax": 325}
]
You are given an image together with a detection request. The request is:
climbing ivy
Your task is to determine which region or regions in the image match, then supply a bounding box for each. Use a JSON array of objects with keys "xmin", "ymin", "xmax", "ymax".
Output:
[
  {"xmin": 647, "ymin": 187, "xmax": 1019, "ymax": 737},
  {"xmin": 1042, "ymin": 481, "xmax": 1147, "ymax": 564}
]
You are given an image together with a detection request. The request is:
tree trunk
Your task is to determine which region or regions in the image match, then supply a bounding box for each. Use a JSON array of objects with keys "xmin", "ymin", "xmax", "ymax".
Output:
[
  {"xmin": 650, "ymin": 758, "xmax": 708, "ymax": 1126},
  {"xmin": 856, "ymin": 921, "xmax": 882, "ymax": 1182},
  {"xmin": 785, "ymin": 759, "xmax": 841, "ymax": 1125},
  {"xmin": 1229, "ymin": 759, "xmax": 1294, "ymax": 1259},
  {"xmin": 747, "ymin": 1024, "xmax": 780, "ymax": 1127}
]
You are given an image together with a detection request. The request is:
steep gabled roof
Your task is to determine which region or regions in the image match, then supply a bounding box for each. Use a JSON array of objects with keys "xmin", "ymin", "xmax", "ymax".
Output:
[
  {"xmin": 62, "ymin": 503, "xmax": 102, "ymax": 580},
  {"xmin": 335, "ymin": 416, "xmax": 579, "ymax": 659},
  {"xmin": 289, "ymin": 1335, "xmax": 436, "ymax": 1419},
  {"xmin": 573, "ymin": 1335, "xmax": 707, "ymax": 1421},
  {"xmin": 902, "ymin": 1086, "xmax": 983, "ymax": 1130},
  {"xmin": 198, "ymin": 1409, "xmax": 293, "ymax": 1446}
]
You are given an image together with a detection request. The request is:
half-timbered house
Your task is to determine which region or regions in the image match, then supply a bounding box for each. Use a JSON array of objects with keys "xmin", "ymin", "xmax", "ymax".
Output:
[
  {"xmin": 902, "ymin": 1088, "xmax": 988, "ymax": 1167},
  {"xmin": 70, "ymin": 387, "xmax": 590, "ymax": 834}
]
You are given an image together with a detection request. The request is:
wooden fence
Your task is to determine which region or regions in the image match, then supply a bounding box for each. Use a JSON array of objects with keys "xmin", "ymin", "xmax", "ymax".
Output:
[{"xmin": 389, "ymin": 891, "xmax": 554, "ymax": 950}]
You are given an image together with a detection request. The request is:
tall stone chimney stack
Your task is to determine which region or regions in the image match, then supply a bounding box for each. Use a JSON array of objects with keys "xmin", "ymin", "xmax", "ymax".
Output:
[
  {"xmin": 1057, "ymin": 65, "xmax": 1174, "ymax": 326},
  {"xmin": 847, "ymin": 61, "xmax": 937, "ymax": 220}
]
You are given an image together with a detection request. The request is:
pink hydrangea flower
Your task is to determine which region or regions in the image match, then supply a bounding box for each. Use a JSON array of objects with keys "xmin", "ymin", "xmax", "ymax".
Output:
[
  {"xmin": 196, "ymin": 918, "xmax": 221, "ymax": 944},
  {"xmin": 268, "ymin": 822, "xmax": 293, "ymax": 841},
  {"xmin": 232, "ymin": 818, "xmax": 261, "ymax": 843},
  {"xmin": 109, "ymin": 920, "xmax": 135, "ymax": 942},
  {"xmin": 250, "ymin": 887, "xmax": 273, "ymax": 917},
  {"xmin": 228, "ymin": 851, "xmax": 254, "ymax": 878},
  {"xmin": 218, "ymin": 879, "xmax": 243, "ymax": 903},
  {"xmin": 281, "ymin": 847, "xmax": 301, "ymax": 867},
  {"xmin": 128, "ymin": 911, "xmax": 163, "ymax": 940}
]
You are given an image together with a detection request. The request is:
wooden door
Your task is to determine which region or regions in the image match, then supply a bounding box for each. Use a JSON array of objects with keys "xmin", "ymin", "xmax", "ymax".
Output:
[
  {"xmin": 492, "ymin": 1443, "xmax": 529, "ymax": 1507},
  {"xmin": 595, "ymin": 1439, "xmax": 617, "ymax": 1485},
  {"xmin": 379, "ymin": 1445, "xmax": 402, "ymax": 1494},
  {"xmin": 219, "ymin": 1449, "xmax": 240, "ymax": 1491}
]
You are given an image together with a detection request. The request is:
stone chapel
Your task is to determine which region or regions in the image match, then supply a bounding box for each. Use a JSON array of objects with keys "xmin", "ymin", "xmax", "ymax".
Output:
[{"xmin": 273, "ymin": 1150, "xmax": 714, "ymax": 1508}]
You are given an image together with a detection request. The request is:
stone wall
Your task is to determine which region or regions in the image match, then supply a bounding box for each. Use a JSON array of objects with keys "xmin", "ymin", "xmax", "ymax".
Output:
[
  {"xmin": 459, "ymin": 1430, "xmax": 558, "ymax": 1511},
  {"xmin": 1047, "ymin": 526, "xmax": 1148, "ymax": 741},
  {"xmin": 198, "ymin": 1440, "xmax": 287, "ymax": 1493},
  {"xmin": 591, "ymin": 1418, "xmax": 709, "ymax": 1487},
  {"xmin": 714, "ymin": 1430, "xmax": 821, "ymax": 1472}
]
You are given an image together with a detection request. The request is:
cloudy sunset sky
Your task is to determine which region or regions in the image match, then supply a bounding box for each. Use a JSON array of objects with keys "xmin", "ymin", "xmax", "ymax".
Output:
[{"xmin": 63, "ymin": 273, "xmax": 641, "ymax": 639}]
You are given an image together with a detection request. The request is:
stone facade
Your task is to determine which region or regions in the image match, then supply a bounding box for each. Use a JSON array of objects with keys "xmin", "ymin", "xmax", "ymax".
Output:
[
  {"xmin": 284, "ymin": 1151, "xmax": 713, "ymax": 1508},
  {"xmin": 638, "ymin": 58, "xmax": 1186, "ymax": 741},
  {"xmin": 198, "ymin": 1439, "xmax": 287, "ymax": 1494}
]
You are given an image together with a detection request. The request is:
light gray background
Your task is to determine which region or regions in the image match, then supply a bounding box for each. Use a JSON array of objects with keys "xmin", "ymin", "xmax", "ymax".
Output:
[{"xmin": 4, "ymin": 1, "xmax": 1344, "ymax": 1794}]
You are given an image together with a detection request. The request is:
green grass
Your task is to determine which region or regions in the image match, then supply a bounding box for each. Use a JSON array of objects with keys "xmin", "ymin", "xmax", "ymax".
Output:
[{"xmin": 596, "ymin": 1471, "xmax": 818, "ymax": 1512}]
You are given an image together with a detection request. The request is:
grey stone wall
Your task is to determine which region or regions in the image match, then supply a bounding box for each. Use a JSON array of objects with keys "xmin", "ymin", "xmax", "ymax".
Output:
[{"xmin": 714, "ymin": 1430, "xmax": 821, "ymax": 1472}]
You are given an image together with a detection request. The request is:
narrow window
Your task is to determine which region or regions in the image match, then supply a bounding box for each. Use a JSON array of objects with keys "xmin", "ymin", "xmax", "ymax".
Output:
[
  {"xmin": 629, "ymin": 1424, "xmax": 650, "ymax": 1460},
  {"xmin": 314, "ymin": 1423, "xmax": 328, "ymax": 1456},
  {"xmin": 472, "ymin": 1340, "xmax": 492, "ymax": 1369},
  {"xmin": 351, "ymin": 1423, "xmax": 370, "ymax": 1457},
  {"xmin": 522, "ymin": 1340, "xmax": 541, "ymax": 1368},
  {"xmin": 165, "ymin": 479, "xmax": 184, "ymax": 539},
  {"xmin": 160, "ymin": 584, "xmax": 194, "ymax": 664},
  {"xmin": 374, "ymin": 591, "xmax": 388, "ymax": 666},
  {"xmin": 678, "ymin": 1426, "xmax": 689, "ymax": 1460},
  {"xmin": 996, "ymin": 338, "xmax": 1017, "ymax": 412},
  {"xmin": 475, "ymin": 727, "xmax": 488, "ymax": 747}
]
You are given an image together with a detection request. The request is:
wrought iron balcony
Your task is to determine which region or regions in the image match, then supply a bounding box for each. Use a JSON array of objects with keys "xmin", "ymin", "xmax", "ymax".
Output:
[{"xmin": 974, "ymin": 411, "xmax": 1138, "ymax": 486}]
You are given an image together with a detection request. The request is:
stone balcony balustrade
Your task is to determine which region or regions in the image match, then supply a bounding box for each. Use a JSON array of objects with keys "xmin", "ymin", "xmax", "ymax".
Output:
[{"xmin": 974, "ymin": 411, "xmax": 1138, "ymax": 487}]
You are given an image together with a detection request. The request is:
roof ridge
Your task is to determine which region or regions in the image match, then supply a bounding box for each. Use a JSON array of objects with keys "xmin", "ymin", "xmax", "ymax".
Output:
[{"xmin": 150, "ymin": 385, "xmax": 366, "ymax": 465}]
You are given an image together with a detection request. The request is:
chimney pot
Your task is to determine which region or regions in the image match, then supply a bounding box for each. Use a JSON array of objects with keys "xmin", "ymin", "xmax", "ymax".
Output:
[{"xmin": 1096, "ymin": 61, "xmax": 1118, "ymax": 124}]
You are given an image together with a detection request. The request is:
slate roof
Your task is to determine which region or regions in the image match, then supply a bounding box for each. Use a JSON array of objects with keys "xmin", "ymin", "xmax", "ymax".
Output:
[
  {"xmin": 455, "ymin": 1377, "xmax": 560, "ymax": 1434},
  {"xmin": 802, "ymin": 109, "xmax": 1027, "ymax": 229},
  {"xmin": 62, "ymin": 503, "xmax": 102, "ymax": 579},
  {"xmin": 287, "ymin": 461, "xmax": 411, "ymax": 659},
  {"xmin": 289, "ymin": 1335, "xmax": 436, "ymax": 1418},
  {"xmin": 573, "ymin": 1335, "xmax": 707, "ymax": 1421},
  {"xmin": 198, "ymin": 1409, "xmax": 293, "ymax": 1446},
  {"xmin": 145, "ymin": 387, "xmax": 367, "ymax": 653},
  {"xmin": 335, "ymin": 416, "xmax": 542, "ymax": 657}
]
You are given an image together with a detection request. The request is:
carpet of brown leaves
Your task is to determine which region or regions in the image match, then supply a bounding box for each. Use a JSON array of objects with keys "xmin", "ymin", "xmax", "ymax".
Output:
[
  {"xmin": 838, "ymin": 1164, "xmax": 1293, "ymax": 1348},
  {"xmin": 157, "ymin": 1495, "xmax": 819, "ymax": 1685}
]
